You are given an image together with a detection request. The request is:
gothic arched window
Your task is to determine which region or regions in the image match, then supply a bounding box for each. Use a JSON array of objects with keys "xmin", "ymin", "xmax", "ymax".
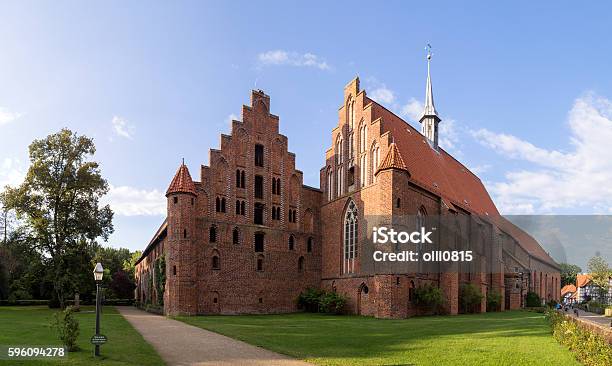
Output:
[
  {"xmin": 327, "ymin": 167, "xmax": 333, "ymax": 201},
  {"xmin": 288, "ymin": 235, "xmax": 295, "ymax": 250},
  {"xmin": 343, "ymin": 200, "xmax": 358, "ymax": 274},
  {"xmin": 369, "ymin": 142, "xmax": 380, "ymax": 184}
]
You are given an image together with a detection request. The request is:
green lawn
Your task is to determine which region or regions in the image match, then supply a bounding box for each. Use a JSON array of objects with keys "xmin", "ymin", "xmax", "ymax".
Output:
[
  {"xmin": 0, "ymin": 306, "xmax": 164, "ymax": 366},
  {"xmin": 176, "ymin": 311, "xmax": 580, "ymax": 366}
]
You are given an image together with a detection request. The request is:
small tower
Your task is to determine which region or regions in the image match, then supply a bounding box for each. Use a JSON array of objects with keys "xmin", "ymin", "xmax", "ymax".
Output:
[
  {"xmin": 419, "ymin": 45, "xmax": 442, "ymax": 149},
  {"xmin": 165, "ymin": 161, "xmax": 198, "ymax": 315}
]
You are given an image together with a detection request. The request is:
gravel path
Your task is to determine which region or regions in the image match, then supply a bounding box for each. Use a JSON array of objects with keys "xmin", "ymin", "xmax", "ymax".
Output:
[
  {"xmin": 116, "ymin": 306, "xmax": 312, "ymax": 366},
  {"xmin": 565, "ymin": 307, "xmax": 612, "ymax": 327}
]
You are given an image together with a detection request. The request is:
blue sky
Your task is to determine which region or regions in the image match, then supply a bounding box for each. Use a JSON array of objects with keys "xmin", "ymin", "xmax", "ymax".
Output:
[{"xmin": 2, "ymin": 1, "xmax": 612, "ymax": 253}]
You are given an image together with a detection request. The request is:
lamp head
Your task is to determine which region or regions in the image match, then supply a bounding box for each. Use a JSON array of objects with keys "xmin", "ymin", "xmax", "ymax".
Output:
[{"xmin": 93, "ymin": 262, "xmax": 104, "ymax": 282}]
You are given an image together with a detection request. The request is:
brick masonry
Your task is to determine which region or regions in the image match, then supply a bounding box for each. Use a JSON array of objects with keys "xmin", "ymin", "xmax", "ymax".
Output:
[{"xmin": 135, "ymin": 80, "xmax": 561, "ymax": 318}]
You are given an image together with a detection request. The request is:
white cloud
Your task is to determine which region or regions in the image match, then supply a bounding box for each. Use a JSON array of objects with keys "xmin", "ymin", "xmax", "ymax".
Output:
[
  {"xmin": 111, "ymin": 116, "xmax": 134, "ymax": 139},
  {"xmin": 369, "ymin": 86, "xmax": 395, "ymax": 105},
  {"xmin": 0, "ymin": 107, "xmax": 22, "ymax": 126},
  {"xmin": 400, "ymin": 98, "xmax": 424, "ymax": 122},
  {"xmin": 0, "ymin": 158, "xmax": 26, "ymax": 189},
  {"xmin": 258, "ymin": 50, "xmax": 330, "ymax": 70},
  {"xmin": 474, "ymin": 92, "xmax": 612, "ymax": 214},
  {"xmin": 227, "ymin": 113, "xmax": 239, "ymax": 124},
  {"xmin": 103, "ymin": 185, "xmax": 165, "ymax": 216}
]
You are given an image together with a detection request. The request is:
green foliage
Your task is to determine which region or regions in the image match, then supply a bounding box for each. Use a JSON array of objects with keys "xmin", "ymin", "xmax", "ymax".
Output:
[
  {"xmin": 559, "ymin": 263, "xmax": 582, "ymax": 287},
  {"xmin": 297, "ymin": 287, "xmax": 346, "ymax": 314},
  {"xmin": 545, "ymin": 309, "xmax": 612, "ymax": 366},
  {"xmin": 526, "ymin": 291, "xmax": 541, "ymax": 307},
  {"xmin": 413, "ymin": 283, "xmax": 445, "ymax": 314},
  {"xmin": 154, "ymin": 256, "xmax": 166, "ymax": 306},
  {"xmin": 319, "ymin": 291, "xmax": 347, "ymax": 314},
  {"xmin": 587, "ymin": 255, "xmax": 611, "ymax": 294},
  {"xmin": 1, "ymin": 129, "xmax": 114, "ymax": 308},
  {"xmin": 460, "ymin": 283, "xmax": 483, "ymax": 313},
  {"xmin": 52, "ymin": 306, "xmax": 80, "ymax": 351},
  {"xmin": 486, "ymin": 290, "xmax": 502, "ymax": 312}
]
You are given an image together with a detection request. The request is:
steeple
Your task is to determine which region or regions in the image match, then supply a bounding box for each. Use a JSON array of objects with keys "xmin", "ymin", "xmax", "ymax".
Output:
[
  {"xmin": 166, "ymin": 162, "xmax": 196, "ymax": 196},
  {"xmin": 419, "ymin": 44, "xmax": 442, "ymax": 148}
]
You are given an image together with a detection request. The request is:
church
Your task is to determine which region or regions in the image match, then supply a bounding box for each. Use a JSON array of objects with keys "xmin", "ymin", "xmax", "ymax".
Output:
[{"xmin": 134, "ymin": 56, "xmax": 561, "ymax": 317}]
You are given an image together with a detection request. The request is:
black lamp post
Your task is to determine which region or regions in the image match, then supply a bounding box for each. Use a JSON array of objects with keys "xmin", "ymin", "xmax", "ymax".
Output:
[{"xmin": 93, "ymin": 262, "xmax": 104, "ymax": 357}]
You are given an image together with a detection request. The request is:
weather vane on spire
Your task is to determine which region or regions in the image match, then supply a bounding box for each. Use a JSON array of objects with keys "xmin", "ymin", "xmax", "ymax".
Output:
[{"xmin": 426, "ymin": 43, "xmax": 433, "ymax": 61}]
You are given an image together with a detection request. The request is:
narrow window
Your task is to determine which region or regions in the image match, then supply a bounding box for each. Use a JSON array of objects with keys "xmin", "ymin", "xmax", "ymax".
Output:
[
  {"xmin": 233, "ymin": 228, "xmax": 240, "ymax": 244},
  {"xmin": 173, "ymin": 265, "xmax": 177, "ymax": 276},
  {"xmin": 396, "ymin": 198, "xmax": 401, "ymax": 208},
  {"xmin": 288, "ymin": 235, "xmax": 295, "ymax": 250},
  {"xmin": 240, "ymin": 170, "xmax": 245, "ymax": 188},
  {"xmin": 298, "ymin": 256, "xmax": 305, "ymax": 272},
  {"xmin": 183, "ymin": 229, "xmax": 187, "ymax": 239},
  {"xmin": 307, "ymin": 237, "xmax": 313, "ymax": 253},
  {"xmin": 343, "ymin": 200, "xmax": 358, "ymax": 274},
  {"xmin": 191, "ymin": 197, "xmax": 194, "ymax": 206},
  {"xmin": 213, "ymin": 297, "xmax": 218, "ymax": 304},
  {"xmin": 255, "ymin": 144, "xmax": 264, "ymax": 167},
  {"xmin": 348, "ymin": 166, "xmax": 355, "ymax": 186},
  {"xmin": 215, "ymin": 197, "xmax": 220, "ymax": 212},
  {"xmin": 241, "ymin": 201, "xmax": 246, "ymax": 216},
  {"xmin": 236, "ymin": 169, "xmax": 241, "ymax": 188},
  {"xmin": 221, "ymin": 198, "xmax": 226, "ymax": 213},
  {"xmin": 254, "ymin": 175, "xmax": 264, "ymax": 199},
  {"xmin": 258, "ymin": 297, "xmax": 263, "ymax": 303},
  {"xmin": 209, "ymin": 226, "xmax": 217, "ymax": 243},
  {"xmin": 271, "ymin": 206, "xmax": 277, "ymax": 220},
  {"xmin": 272, "ymin": 178, "xmax": 277, "ymax": 195},
  {"xmin": 256, "ymin": 256, "xmax": 264, "ymax": 271},
  {"xmin": 236, "ymin": 200, "xmax": 241, "ymax": 215},
  {"xmin": 212, "ymin": 255, "xmax": 220, "ymax": 270},
  {"xmin": 254, "ymin": 232, "xmax": 264, "ymax": 252},
  {"xmin": 173, "ymin": 196, "xmax": 178, "ymax": 204},
  {"xmin": 276, "ymin": 178, "xmax": 281, "ymax": 195},
  {"xmin": 254, "ymin": 203, "xmax": 264, "ymax": 225},
  {"xmin": 288, "ymin": 210, "xmax": 293, "ymax": 223}
]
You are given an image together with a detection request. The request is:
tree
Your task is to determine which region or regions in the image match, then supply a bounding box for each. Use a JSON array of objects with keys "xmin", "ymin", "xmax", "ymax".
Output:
[
  {"xmin": 1, "ymin": 129, "xmax": 114, "ymax": 308},
  {"xmin": 587, "ymin": 255, "xmax": 611, "ymax": 298},
  {"xmin": 109, "ymin": 270, "xmax": 135, "ymax": 299},
  {"xmin": 559, "ymin": 262, "xmax": 582, "ymax": 287},
  {"xmin": 123, "ymin": 250, "xmax": 142, "ymax": 279}
]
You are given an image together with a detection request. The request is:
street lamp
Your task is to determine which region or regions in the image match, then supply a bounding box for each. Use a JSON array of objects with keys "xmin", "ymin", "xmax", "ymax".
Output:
[{"xmin": 93, "ymin": 263, "xmax": 104, "ymax": 357}]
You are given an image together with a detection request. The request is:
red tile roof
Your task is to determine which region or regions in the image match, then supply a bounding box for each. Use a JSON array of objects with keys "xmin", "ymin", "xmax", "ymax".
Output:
[
  {"xmin": 376, "ymin": 142, "xmax": 409, "ymax": 175},
  {"xmin": 166, "ymin": 163, "xmax": 196, "ymax": 196},
  {"xmin": 365, "ymin": 97, "xmax": 558, "ymax": 268},
  {"xmin": 561, "ymin": 284, "xmax": 576, "ymax": 296},
  {"xmin": 576, "ymin": 274, "xmax": 592, "ymax": 288}
]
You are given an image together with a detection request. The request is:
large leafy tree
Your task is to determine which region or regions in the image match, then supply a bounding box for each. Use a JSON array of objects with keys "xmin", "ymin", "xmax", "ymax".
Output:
[
  {"xmin": 1, "ymin": 129, "xmax": 113, "ymax": 307},
  {"xmin": 587, "ymin": 255, "xmax": 611, "ymax": 297},
  {"xmin": 559, "ymin": 263, "xmax": 582, "ymax": 287}
]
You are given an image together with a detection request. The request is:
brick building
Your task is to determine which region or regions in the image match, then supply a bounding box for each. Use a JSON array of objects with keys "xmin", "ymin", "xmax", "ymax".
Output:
[{"xmin": 135, "ymin": 57, "xmax": 560, "ymax": 317}]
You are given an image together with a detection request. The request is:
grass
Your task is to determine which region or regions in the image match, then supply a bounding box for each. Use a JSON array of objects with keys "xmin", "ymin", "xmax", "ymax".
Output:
[
  {"xmin": 0, "ymin": 306, "xmax": 164, "ymax": 366},
  {"xmin": 176, "ymin": 310, "xmax": 580, "ymax": 366}
]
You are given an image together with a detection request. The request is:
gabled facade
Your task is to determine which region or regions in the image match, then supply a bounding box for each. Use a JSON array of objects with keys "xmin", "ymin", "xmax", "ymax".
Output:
[{"xmin": 135, "ymin": 66, "xmax": 561, "ymax": 317}]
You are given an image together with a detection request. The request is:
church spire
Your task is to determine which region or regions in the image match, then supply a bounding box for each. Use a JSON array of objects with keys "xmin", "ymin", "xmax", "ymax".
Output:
[{"xmin": 420, "ymin": 44, "xmax": 441, "ymax": 149}]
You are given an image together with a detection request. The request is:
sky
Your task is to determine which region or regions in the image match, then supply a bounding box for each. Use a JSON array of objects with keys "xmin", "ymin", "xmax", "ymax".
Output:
[{"xmin": 1, "ymin": 1, "xmax": 612, "ymax": 257}]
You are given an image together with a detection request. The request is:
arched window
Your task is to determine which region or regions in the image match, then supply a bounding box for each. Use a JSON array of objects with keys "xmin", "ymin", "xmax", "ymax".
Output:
[
  {"xmin": 348, "ymin": 133, "xmax": 354, "ymax": 159},
  {"xmin": 236, "ymin": 169, "xmax": 241, "ymax": 188},
  {"xmin": 209, "ymin": 226, "xmax": 217, "ymax": 243},
  {"xmin": 236, "ymin": 200, "xmax": 241, "ymax": 215},
  {"xmin": 215, "ymin": 197, "xmax": 221, "ymax": 212},
  {"xmin": 298, "ymin": 256, "xmax": 305, "ymax": 272},
  {"xmin": 272, "ymin": 177, "xmax": 277, "ymax": 195},
  {"xmin": 276, "ymin": 178, "xmax": 281, "ymax": 195},
  {"xmin": 369, "ymin": 142, "xmax": 380, "ymax": 184},
  {"xmin": 327, "ymin": 167, "xmax": 333, "ymax": 201},
  {"xmin": 343, "ymin": 200, "xmax": 358, "ymax": 274},
  {"xmin": 241, "ymin": 170, "xmax": 245, "ymax": 188},
  {"xmin": 336, "ymin": 135, "xmax": 343, "ymax": 165},
  {"xmin": 360, "ymin": 154, "xmax": 367, "ymax": 187},
  {"xmin": 221, "ymin": 198, "xmax": 226, "ymax": 212},
  {"xmin": 307, "ymin": 237, "xmax": 313, "ymax": 253},
  {"xmin": 183, "ymin": 229, "xmax": 188, "ymax": 239},
  {"xmin": 288, "ymin": 235, "xmax": 295, "ymax": 250},
  {"xmin": 232, "ymin": 228, "xmax": 240, "ymax": 245},
  {"xmin": 347, "ymin": 97, "xmax": 355, "ymax": 130},
  {"xmin": 212, "ymin": 253, "xmax": 220, "ymax": 270}
]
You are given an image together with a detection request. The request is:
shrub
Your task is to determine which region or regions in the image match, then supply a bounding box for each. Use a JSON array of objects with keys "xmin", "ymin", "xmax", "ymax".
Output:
[
  {"xmin": 460, "ymin": 283, "xmax": 483, "ymax": 313},
  {"xmin": 545, "ymin": 308, "xmax": 612, "ymax": 366},
  {"xmin": 413, "ymin": 284, "xmax": 445, "ymax": 314},
  {"xmin": 52, "ymin": 306, "xmax": 80, "ymax": 352},
  {"xmin": 319, "ymin": 292, "xmax": 346, "ymax": 314},
  {"xmin": 486, "ymin": 290, "xmax": 502, "ymax": 312},
  {"xmin": 525, "ymin": 291, "xmax": 541, "ymax": 307},
  {"xmin": 296, "ymin": 288, "xmax": 347, "ymax": 314},
  {"xmin": 546, "ymin": 299, "xmax": 559, "ymax": 308}
]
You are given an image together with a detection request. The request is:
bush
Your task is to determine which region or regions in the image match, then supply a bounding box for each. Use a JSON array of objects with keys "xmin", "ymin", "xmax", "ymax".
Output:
[
  {"xmin": 486, "ymin": 290, "xmax": 502, "ymax": 312},
  {"xmin": 525, "ymin": 291, "xmax": 541, "ymax": 307},
  {"xmin": 413, "ymin": 284, "xmax": 445, "ymax": 314},
  {"xmin": 319, "ymin": 292, "xmax": 346, "ymax": 314},
  {"xmin": 545, "ymin": 309, "xmax": 612, "ymax": 366},
  {"xmin": 296, "ymin": 288, "xmax": 347, "ymax": 314},
  {"xmin": 52, "ymin": 306, "xmax": 80, "ymax": 352},
  {"xmin": 460, "ymin": 283, "xmax": 483, "ymax": 313}
]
